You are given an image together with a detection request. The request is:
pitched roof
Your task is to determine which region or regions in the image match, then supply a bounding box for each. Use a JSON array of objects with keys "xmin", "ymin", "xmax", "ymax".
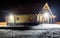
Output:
[{"xmin": 42, "ymin": 3, "xmax": 53, "ymax": 15}]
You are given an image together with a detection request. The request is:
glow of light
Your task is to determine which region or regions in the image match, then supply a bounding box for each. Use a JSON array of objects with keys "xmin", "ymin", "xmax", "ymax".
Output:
[
  {"xmin": 53, "ymin": 15, "xmax": 56, "ymax": 18},
  {"xmin": 9, "ymin": 14, "xmax": 14, "ymax": 19},
  {"xmin": 8, "ymin": 14, "xmax": 14, "ymax": 23},
  {"xmin": 44, "ymin": 12, "xmax": 50, "ymax": 17}
]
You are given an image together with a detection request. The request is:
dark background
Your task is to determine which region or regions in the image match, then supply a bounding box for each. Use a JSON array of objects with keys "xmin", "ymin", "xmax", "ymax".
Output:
[{"xmin": 0, "ymin": 0, "xmax": 60, "ymax": 22}]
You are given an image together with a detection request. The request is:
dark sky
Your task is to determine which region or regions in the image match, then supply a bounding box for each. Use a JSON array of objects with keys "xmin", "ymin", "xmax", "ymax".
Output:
[{"xmin": 0, "ymin": 0, "xmax": 60, "ymax": 22}]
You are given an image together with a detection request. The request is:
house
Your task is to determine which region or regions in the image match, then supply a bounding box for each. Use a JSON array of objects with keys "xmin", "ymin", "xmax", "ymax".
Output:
[
  {"xmin": 37, "ymin": 3, "xmax": 56, "ymax": 24},
  {"xmin": 6, "ymin": 3, "xmax": 56, "ymax": 26}
]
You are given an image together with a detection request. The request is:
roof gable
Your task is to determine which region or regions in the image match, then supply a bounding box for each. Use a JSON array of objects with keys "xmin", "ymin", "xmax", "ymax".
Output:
[{"xmin": 42, "ymin": 3, "xmax": 53, "ymax": 15}]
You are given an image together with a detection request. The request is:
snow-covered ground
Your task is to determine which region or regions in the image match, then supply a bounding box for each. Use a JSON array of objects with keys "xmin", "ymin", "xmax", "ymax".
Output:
[
  {"xmin": 0, "ymin": 29, "xmax": 49, "ymax": 38},
  {"xmin": 32, "ymin": 24, "xmax": 60, "ymax": 29},
  {"xmin": 0, "ymin": 24, "xmax": 60, "ymax": 38}
]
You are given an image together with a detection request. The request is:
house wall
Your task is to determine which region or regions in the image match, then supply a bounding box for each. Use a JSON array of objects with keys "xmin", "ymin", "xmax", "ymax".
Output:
[
  {"xmin": 37, "ymin": 14, "xmax": 51, "ymax": 23},
  {"xmin": 14, "ymin": 14, "xmax": 37, "ymax": 23}
]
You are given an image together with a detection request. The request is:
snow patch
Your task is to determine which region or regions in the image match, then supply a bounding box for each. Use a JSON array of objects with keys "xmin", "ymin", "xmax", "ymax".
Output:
[{"xmin": 32, "ymin": 24, "xmax": 60, "ymax": 29}]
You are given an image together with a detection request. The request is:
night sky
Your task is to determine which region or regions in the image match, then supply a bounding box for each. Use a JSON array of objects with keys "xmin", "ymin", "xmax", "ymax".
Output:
[{"xmin": 0, "ymin": 0, "xmax": 60, "ymax": 22}]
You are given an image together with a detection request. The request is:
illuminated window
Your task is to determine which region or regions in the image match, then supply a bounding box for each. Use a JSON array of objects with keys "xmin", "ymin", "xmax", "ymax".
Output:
[{"xmin": 29, "ymin": 16, "xmax": 33, "ymax": 21}]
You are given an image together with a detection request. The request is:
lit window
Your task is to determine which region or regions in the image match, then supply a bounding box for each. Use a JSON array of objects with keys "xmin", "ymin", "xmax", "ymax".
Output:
[{"xmin": 29, "ymin": 16, "xmax": 33, "ymax": 21}]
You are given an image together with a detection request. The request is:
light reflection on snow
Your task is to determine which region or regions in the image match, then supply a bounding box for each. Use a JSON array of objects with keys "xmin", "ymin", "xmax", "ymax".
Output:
[{"xmin": 32, "ymin": 24, "xmax": 60, "ymax": 29}]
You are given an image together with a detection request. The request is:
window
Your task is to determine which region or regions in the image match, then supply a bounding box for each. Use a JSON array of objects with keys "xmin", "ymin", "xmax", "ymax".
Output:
[
  {"xmin": 29, "ymin": 16, "xmax": 33, "ymax": 21},
  {"xmin": 17, "ymin": 17, "xmax": 19, "ymax": 20}
]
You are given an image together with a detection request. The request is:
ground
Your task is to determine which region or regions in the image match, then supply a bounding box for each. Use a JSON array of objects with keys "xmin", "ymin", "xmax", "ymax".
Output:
[{"xmin": 0, "ymin": 24, "xmax": 60, "ymax": 38}]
